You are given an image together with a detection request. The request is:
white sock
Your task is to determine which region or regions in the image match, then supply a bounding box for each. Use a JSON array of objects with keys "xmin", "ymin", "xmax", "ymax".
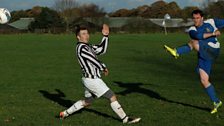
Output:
[
  {"xmin": 110, "ymin": 101, "xmax": 127, "ymax": 119},
  {"xmin": 66, "ymin": 100, "xmax": 84, "ymax": 115}
]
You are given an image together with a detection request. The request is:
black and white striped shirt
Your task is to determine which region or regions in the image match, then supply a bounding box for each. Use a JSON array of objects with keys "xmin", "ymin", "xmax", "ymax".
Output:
[{"xmin": 76, "ymin": 36, "xmax": 108, "ymax": 79}]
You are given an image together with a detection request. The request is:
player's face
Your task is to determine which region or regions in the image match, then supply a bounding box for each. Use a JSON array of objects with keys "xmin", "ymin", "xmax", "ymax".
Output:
[
  {"xmin": 192, "ymin": 13, "xmax": 203, "ymax": 27},
  {"xmin": 77, "ymin": 30, "xmax": 89, "ymax": 43}
]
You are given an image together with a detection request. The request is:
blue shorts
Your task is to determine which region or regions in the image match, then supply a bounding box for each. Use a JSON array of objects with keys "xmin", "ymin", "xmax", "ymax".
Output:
[
  {"xmin": 196, "ymin": 40, "xmax": 219, "ymax": 75},
  {"xmin": 198, "ymin": 40, "xmax": 220, "ymax": 61},
  {"xmin": 196, "ymin": 57, "xmax": 212, "ymax": 75}
]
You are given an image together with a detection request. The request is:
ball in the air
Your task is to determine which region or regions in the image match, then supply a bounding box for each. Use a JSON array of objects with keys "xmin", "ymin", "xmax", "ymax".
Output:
[{"xmin": 0, "ymin": 8, "xmax": 11, "ymax": 24}]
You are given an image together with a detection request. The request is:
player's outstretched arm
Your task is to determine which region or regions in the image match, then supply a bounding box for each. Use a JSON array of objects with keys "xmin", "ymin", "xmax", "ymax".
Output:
[{"xmin": 92, "ymin": 24, "xmax": 110, "ymax": 55}]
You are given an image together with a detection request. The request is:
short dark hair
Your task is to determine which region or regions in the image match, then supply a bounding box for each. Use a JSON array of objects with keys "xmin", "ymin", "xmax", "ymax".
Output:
[
  {"xmin": 191, "ymin": 9, "xmax": 204, "ymax": 17},
  {"xmin": 75, "ymin": 25, "xmax": 88, "ymax": 36}
]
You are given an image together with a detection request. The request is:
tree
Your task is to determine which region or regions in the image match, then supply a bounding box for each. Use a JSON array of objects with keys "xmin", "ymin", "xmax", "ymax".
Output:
[
  {"xmin": 28, "ymin": 6, "xmax": 42, "ymax": 17},
  {"xmin": 140, "ymin": 6, "xmax": 152, "ymax": 18},
  {"xmin": 10, "ymin": 10, "xmax": 29, "ymax": 22},
  {"xmin": 166, "ymin": 2, "xmax": 182, "ymax": 18},
  {"xmin": 109, "ymin": 9, "xmax": 132, "ymax": 17},
  {"xmin": 204, "ymin": 1, "xmax": 224, "ymax": 18},
  {"xmin": 181, "ymin": 6, "xmax": 199, "ymax": 21},
  {"xmin": 108, "ymin": 1, "xmax": 182, "ymax": 18},
  {"xmin": 54, "ymin": 0, "xmax": 78, "ymax": 12},
  {"xmin": 150, "ymin": 1, "xmax": 168, "ymax": 18},
  {"xmin": 54, "ymin": 0, "xmax": 79, "ymax": 32},
  {"xmin": 136, "ymin": 5, "xmax": 150, "ymax": 17},
  {"xmin": 10, "ymin": 6, "xmax": 43, "ymax": 23},
  {"xmin": 80, "ymin": 3, "xmax": 106, "ymax": 17},
  {"xmin": 29, "ymin": 7, "xmax": 65, "ymax": 33}
]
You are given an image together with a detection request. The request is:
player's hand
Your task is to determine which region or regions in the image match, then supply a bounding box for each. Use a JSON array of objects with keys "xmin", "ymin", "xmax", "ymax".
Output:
[
  {"xmin": 102, "ymin": 24, "xmax": 109, "ymax": 36},
  {"xmin": 103, "ymin": 68, "xmax": 109, "ymax": 76},
  {"xmin": 214, "ymin": 30, "xmax": 221, "ymax": 36}
]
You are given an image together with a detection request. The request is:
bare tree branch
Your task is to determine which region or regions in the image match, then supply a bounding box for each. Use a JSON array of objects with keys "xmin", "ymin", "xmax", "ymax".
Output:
[{"xmin": 54, "ymin": 0, "xmax": 78, "ymax": 12}]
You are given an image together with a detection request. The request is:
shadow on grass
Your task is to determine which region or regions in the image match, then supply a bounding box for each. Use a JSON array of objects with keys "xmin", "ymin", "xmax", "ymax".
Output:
[
  {"xmin": 39, "ymin": 89, "xmax": 120, "ymax": 121},
  {"xmin": 113, "ymin": 81, "xmax": 211, "ymax": 112}
]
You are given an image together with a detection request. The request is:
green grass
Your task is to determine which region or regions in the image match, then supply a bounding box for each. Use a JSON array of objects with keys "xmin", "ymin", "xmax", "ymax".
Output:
[{"xmin": 0, "ymin": 33, "xmax": 223, "ymax": 126}]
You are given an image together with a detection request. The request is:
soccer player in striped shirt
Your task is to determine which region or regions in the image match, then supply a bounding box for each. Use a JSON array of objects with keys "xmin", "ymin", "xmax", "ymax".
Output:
[
  {"xmin": 164, "ymin": 9, "xmax": 222, "ymax": 114},
  {"xmin": 59, "ymin": 24, "xmax": 141, "ymax": 124}
]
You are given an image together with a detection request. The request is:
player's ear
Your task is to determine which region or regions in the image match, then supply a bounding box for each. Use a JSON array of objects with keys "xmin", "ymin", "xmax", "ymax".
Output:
[{"xmin": 77, "ymin": 35, "xmax": 80, "ymax": 40}]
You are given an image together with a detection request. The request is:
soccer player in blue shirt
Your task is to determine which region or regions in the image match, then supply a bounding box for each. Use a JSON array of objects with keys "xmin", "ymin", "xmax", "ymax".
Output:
[{"xmin": 164, "ymin": 9, "xmax": 222, "ymax": 114}]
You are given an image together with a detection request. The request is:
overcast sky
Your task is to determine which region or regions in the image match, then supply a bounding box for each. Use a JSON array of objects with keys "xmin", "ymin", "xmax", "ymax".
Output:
[{"xmin": 0, "ymin": 0, "xmax": 213, "ymax": 12}]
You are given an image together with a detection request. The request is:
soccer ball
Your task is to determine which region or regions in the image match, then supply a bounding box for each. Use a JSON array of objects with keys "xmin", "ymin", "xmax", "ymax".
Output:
[{"xmin": 0, "ymin": 8, "xmax": 11, "ymax": 24}]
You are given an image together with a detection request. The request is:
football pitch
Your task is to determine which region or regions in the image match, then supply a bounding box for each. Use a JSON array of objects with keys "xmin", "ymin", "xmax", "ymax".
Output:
[{"xmin": 0, "ymin": 33, "xmax": 223, "ymax": 126}]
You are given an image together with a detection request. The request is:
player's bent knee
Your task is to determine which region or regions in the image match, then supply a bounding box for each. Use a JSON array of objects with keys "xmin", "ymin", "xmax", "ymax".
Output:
[
  {"xmin": 188, "ymin": 40, "xmax": 195, "ymax": 49},
  {"xmin": 110, "ymin": 95, "xmax": 117, "ymax": 102},
  {"xmin": 84, "ymin": 96, "xmax": 94, "ymax": 106},
  {"xmin": 200, "ymin": 79, "xmax": 209, "ymax": 87},
  {"xmin": 190, "ymin": 39, "xmax": 198, "ymax": 43},
  {"xmin": 189, "ymin": 40, "xmax": 198, "ymax": 45},
  {"xmin": 189, "ymin": 40, "xmax": 199, "ymax": 51},
  {"xmin": 102, "ymin": 89, "xmax": 116, "ymax": 101},
  {"xmin": 187, "ymin": 43, "xmax": 193, "ymax": 49}
]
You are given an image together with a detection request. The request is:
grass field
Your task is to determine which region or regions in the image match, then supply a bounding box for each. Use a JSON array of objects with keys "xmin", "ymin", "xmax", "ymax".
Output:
[{"xmin": 0, "ymin": 33, "xmax": 223, "ymax": 126}]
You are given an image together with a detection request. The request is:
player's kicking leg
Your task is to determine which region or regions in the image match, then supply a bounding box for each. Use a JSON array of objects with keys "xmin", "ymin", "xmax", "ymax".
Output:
[
  {"xmin": 164, "ymin": 40, "xmax": 197, "ymax": 58},
  {"xmin": 164, "ymin": 45, "xmax": 179, "ymax": 59}
]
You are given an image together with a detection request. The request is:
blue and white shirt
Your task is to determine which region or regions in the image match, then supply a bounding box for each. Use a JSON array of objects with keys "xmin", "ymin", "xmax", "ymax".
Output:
[
  {"xmin": 188, "ymin": 18, "xmax": 224, "ymax": 60},
  {"xmin": 188, "ymin": 18, "xmax": 224, "ymax": 46}
]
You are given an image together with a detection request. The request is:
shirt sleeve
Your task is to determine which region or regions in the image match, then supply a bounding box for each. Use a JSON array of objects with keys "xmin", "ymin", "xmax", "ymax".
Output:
[
  {"xmin": 188, "ymin": 26, "xmax": 204, "ymax": 40},
  {"xmin": 92, "ymin": 36, "xmax": 109, "ymax": 55},
  {"xmin": 214, "ymin": 18, "xmax": 224, "ymax": 29}
]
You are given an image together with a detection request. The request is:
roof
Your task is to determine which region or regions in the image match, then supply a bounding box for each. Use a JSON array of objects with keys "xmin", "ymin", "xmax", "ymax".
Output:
[
  {"xmin": 83, "ymin": 17, "xmax": 194, "ymax": 28},
  {"xmin": 9, "ymin": 18, "xmax": 34, "ymax": 30},
  {"xmin": 149, "ymin": 18, "xmax": 194, "ymax": 27}
]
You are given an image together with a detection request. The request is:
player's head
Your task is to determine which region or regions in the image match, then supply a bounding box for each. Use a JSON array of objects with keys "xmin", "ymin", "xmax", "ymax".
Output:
[
  {"xmin": 192, "ymin": 9, "xmax": 204, "ymax": 27},
  {"xmin": 75, "ymin": 26, "xmax": 89, "ymax": 43}
]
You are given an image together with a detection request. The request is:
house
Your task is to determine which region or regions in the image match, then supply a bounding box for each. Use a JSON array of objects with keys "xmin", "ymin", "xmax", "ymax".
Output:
[{"xmin": 0, "ymin": 18, "xmax": 34, "ymax": 33}]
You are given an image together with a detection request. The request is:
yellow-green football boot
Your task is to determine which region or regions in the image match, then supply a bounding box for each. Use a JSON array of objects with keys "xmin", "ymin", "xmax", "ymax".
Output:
[
  {"xmin": 164, "ymin": 45, "xmax": 179, "ymax": 59},
  {"xmin": 211, "ymin": 101, "xmax": 222, "ymax": 114}
]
